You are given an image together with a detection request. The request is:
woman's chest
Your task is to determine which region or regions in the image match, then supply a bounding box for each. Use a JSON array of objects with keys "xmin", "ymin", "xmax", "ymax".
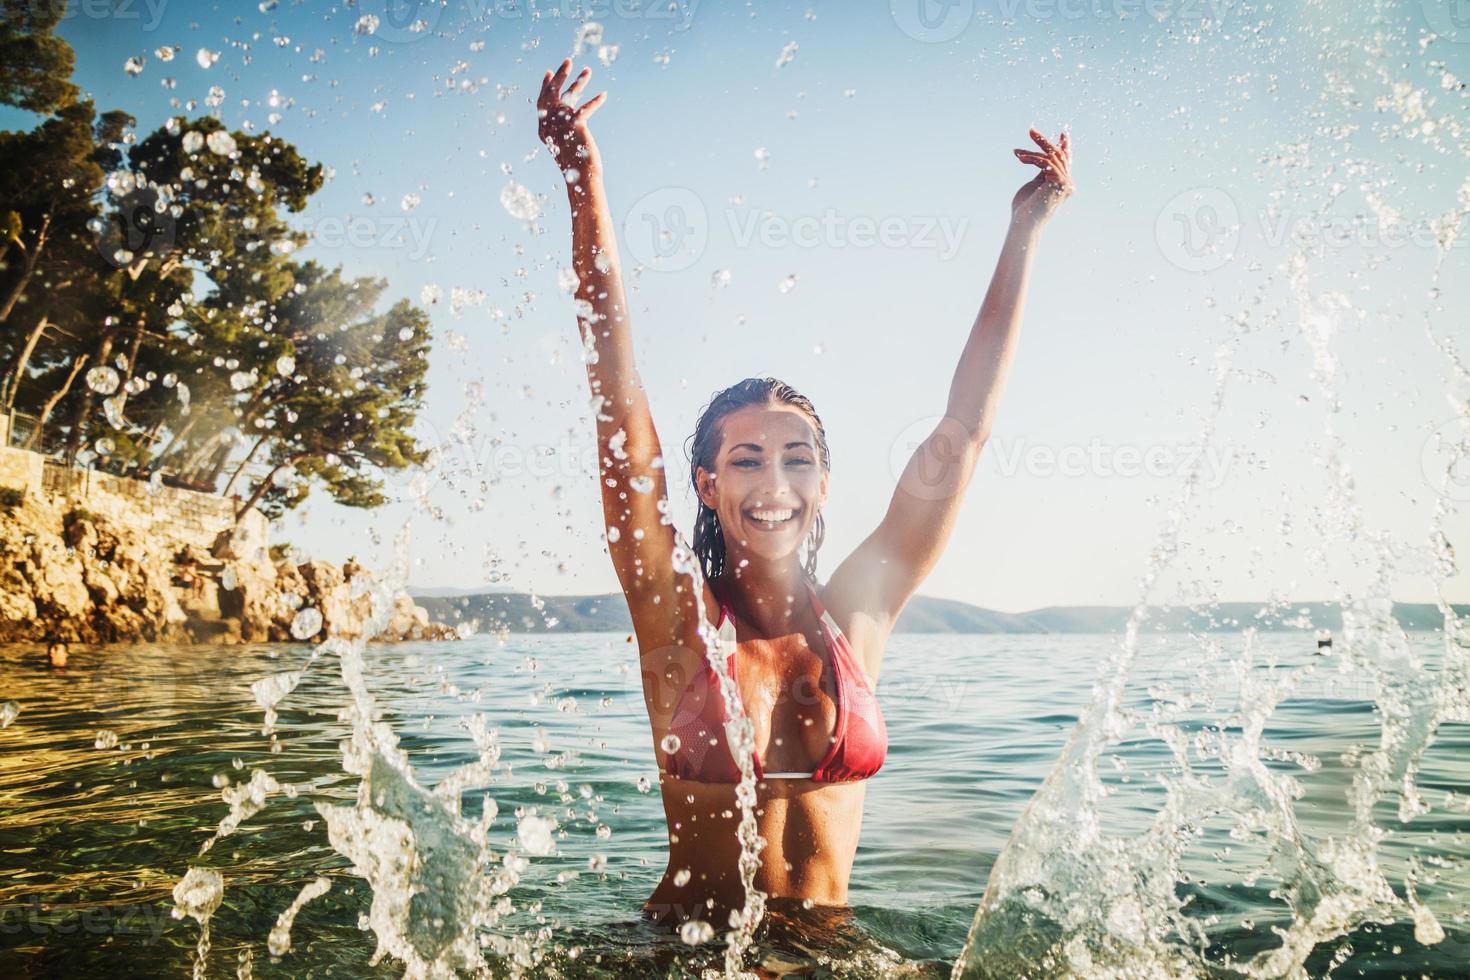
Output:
[{"xmin": 733, "ymin": 635, "xmax": 839, "ymax": 771}]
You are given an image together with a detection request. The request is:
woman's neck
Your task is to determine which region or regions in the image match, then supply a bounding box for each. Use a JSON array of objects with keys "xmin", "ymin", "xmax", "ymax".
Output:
[{"xmin": 715, "ymin": 558, "xmax": 810, "ymax": 637}]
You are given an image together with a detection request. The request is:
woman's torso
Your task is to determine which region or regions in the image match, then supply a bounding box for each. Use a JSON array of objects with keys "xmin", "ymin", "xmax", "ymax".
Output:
[{"xmin": 640, "ymin": 578, "xmax": 885, "ymax": 925}]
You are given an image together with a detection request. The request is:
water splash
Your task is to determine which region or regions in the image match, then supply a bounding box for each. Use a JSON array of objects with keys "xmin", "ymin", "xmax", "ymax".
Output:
[
  {"xmin": 671, "ymin": 539, "xmax": 768, "ymax": 976},
  {"xmin": 305, "ymin": 527, "xmax": 535, "ymax": 976},
  {"xmin": 266, "ymin": 876, "xmax": 331, "ymax": 956},
  {"xmin": 179, "ymin": 523, "xmax": 545, "ymax": 975},
  {"xmin": 248, "ymin": 670, "xmax": 300, "ymax": 736},
  {"xmin": 954, "ymin": 11, "xmax": 1468, "ymax": 976},
  {"xmin": 172, "ymin": 867, "xmax": 224, "ymax": 980}
]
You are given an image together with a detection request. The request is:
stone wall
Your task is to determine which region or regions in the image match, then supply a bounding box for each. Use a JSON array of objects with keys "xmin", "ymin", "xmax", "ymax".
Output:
[
  {"xmin": 0, "ymin": 447, "xmax": 43, "ymax": 496},
  {"xmin": 0, "ymin": 441, "xmax": 267, "ymax": 559},
  {"xmin": 39, "ymin": 463, "xmax": 269, "ymax": 559}
]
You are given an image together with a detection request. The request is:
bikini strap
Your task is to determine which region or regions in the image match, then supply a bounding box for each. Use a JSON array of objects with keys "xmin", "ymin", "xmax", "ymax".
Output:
[
  {"xmin": 805, "ymin": 579, "xmax": 843, "ymax": 641},
  {"xmin": 716, "ymin": 605, "xmax": 738, "ymax": 653}
]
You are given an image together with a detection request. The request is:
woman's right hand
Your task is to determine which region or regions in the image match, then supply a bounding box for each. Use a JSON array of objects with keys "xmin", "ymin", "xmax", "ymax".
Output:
[{"xmin": 538, "ymin": 58, "xmax": 607, "ymax": 184}]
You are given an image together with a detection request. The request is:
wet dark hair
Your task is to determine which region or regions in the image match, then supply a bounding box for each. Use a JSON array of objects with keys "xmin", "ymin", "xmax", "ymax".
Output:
[{"xmin": 686, "ymin": 377, "xmax": 830, "ymax": 583}]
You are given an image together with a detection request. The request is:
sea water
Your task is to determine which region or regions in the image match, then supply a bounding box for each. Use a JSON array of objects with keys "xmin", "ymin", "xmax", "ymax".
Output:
[{"xmin": 0, "ymin": 631, "xmax": 1463, "ymax": 976}]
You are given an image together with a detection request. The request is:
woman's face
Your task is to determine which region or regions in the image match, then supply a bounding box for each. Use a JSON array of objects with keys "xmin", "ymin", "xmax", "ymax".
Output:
[{"xmin": 696, "ymin": 403, "xmax": 828, "ymax": 572}]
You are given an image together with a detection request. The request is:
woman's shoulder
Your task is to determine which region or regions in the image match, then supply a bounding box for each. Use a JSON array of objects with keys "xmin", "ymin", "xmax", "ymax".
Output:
[{"xmin": 810, "ymin": 575, "xmax": 890, "ymax": 682}]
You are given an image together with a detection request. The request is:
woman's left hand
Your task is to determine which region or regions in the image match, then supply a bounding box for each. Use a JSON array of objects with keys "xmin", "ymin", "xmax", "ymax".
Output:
[{"xmin": 1011, "ymin": 127, "xmax": 1074, "ymax": 231}]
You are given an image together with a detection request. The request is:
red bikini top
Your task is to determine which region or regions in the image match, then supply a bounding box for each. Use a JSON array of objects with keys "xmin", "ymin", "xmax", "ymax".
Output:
[{"xmin": 661, "ymin": 580, "xmax": 887, "ymax": 784}]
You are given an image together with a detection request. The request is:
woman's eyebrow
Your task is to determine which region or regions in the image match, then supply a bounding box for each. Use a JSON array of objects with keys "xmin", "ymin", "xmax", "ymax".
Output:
[{"xmin": 726, "ymin": 440, "xmax": 812, "ymax": 454}]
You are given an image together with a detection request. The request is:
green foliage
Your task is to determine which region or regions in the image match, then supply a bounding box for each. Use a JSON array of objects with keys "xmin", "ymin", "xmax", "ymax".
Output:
[
  {"xmin": 0, "ymin": 47, "xmax": 433, "ymax": 522},
  {"xmin": 0, "ymin": 4, "xmax": 79, "ymax": 113}
]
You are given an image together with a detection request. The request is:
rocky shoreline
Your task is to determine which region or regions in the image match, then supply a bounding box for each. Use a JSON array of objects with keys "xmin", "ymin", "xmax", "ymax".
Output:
[{"xmin": 0, "ymin": 491, "xmax": 455, "ymax": 645}]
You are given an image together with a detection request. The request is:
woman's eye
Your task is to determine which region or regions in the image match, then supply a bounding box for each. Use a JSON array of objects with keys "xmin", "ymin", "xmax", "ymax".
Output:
[
  {"xmin": 787, "ymin": 457, "xmax": 814, "ymax": 467},
  {"xmin": 733, "ymin": 459, "xmax": 760, "ymax": 468}
]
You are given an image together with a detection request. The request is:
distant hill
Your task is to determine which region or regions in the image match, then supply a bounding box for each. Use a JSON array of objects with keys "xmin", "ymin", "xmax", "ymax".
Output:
[{"xmin": 411, "ymin": 591, "xmax": 1468, "ymax": 635}]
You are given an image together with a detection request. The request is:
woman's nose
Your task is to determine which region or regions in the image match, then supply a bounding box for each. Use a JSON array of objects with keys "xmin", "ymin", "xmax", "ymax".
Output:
[{"xmin": 754, "ymin": 476, "xmax": 795, "ymax": 502}]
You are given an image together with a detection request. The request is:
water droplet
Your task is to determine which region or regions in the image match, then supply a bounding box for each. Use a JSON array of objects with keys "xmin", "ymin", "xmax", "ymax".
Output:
[
  {"xmin": 85, "ymin": 366, "xmax": 120, "ymax": 395},
  {"xmin": 0, "ymin": 701, "xmax": 19, "ymax": 728},
  {"xmin": 275, "ymin": 355, "xmax": 295, "ymax": 378},
  {"xmin": 673, "ymin": 867, "xmax": 691, "ymax": 887},
  {"xmin": 679, "ymin": 920, "xmax": 714, "ymax": 944},
  {"xmin": 517, "ymin": 813, "xmax": 555, "ymax": 855},
  {"xmin": 206, "ymin": 130, "xmax": 237, "ymax": 156},
  {"xmin": 660, "ymin": 733, "xmax": 681, "ymax": 754},
  {"xmin": 94, "ymin": 730, "xmax": 119, "ymax": 750},
  {"xmin": 290, "ymin": 607, "xmax": 323, "ymax": 640},
  {"xmin": 500, "ymin": 181, "xmax": 541, "ymax": 222}
]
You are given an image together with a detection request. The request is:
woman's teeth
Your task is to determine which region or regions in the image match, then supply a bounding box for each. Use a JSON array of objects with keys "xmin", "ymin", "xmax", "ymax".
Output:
[{"xmin": 749, "ymin": 508, "xmax": 796, "ymax": 526}]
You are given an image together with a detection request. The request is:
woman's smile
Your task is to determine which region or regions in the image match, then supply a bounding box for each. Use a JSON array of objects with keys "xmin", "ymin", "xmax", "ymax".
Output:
[{"xmin": 745, "ymin": 504, "xmax": 801, "ymax": 531}]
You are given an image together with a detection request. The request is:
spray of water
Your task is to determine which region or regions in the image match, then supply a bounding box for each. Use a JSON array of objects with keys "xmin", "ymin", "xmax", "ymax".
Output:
[
  {"xmin": 954, "ymin": 10, "xmax": 1468, "ymax": 977},
  {"xmin": 176, "ymin": 522, "xmax": 560, "ymax": 977},
  {"xmin": 671, "ymin": 540, "xmax": 767, "ymax": 976}
]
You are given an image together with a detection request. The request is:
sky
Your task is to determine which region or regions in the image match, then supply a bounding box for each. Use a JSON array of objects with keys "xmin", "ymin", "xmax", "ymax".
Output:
[{"xmin": 14, "ymin": 0, "xmax": 1470, "ymax": 611}]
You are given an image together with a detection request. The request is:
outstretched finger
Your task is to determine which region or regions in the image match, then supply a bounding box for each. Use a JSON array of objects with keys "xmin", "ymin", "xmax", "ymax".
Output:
[
  {"xmin": 540, "ymin": 60, "xmax": 572, "ymax": 108},
  {"xmin": 575, "ymin": 91, "xmax": 608, "ymax": 122},
  {"xmin": 1029, "ymin": 127, "xmax": 1059, "ymax": 156},
  {"xmin": 1014, "ymin": 149, "xmax": 1051, "ymax": 168},
  {"xmin": 1059, "ymin": 129, "xmax": 1070, "ymax": 155},
  {"xmin": 563, "ymin": 66, "xmax": 593, "ymax": 103}
]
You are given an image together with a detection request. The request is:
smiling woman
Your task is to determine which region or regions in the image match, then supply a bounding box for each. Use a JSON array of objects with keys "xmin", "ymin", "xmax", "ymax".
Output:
[
  {"xmin": 688, "ymin": 378, "xmax": 831, "ymax": 583},
  {"xmin": 535, "ymin": 55, "xmax": 1073, "ymax": 941}
]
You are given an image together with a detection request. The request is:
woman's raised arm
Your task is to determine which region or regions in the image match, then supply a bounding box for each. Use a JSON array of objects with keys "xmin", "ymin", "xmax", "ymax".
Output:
[
  {"xmin": 829, "ymin": 129, "xmax": 1075, "ymax": 654},
  {"xmin": 539, "ymin": 61, "xmax": 689, "ymax": 648}
]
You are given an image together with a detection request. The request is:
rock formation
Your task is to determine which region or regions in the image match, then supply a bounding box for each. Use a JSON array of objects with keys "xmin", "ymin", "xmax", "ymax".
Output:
[{"xmin": 0, "ymin": 489, "xmax": 454, "ymax": 645}]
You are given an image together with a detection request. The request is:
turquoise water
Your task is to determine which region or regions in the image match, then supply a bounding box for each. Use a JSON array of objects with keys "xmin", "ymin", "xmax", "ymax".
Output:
[{"xmin": 0, "ymin": 632, "xmax": 1465, "ymax": 977}]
